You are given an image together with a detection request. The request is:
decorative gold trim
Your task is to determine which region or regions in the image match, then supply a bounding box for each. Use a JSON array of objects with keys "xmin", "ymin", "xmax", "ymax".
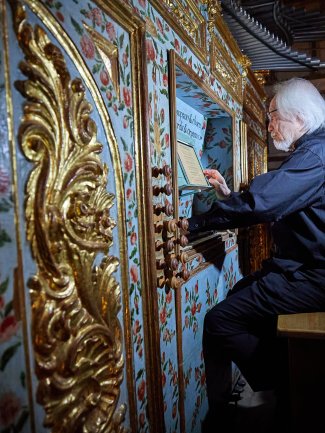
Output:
[
  {"xmin": 92, "ymin": 1, "xmax": 165, "ymax": 432},
  {"xmin": 2, "ymin": 1, "xmax": 36, "ymax": 431},
  {"xmin": 83, "ymin": 22, "xmax": 120, "ymax": 98},
  {"xmin": 205, "ymin": 0, "xmax": 245, "ymax": 64},
  {"xmin": 254, "ymin": 69, "xmax": 271, "ymax": 88},
  {"xmin": 240, "ymin": 120, "xmax": 248, "ymax": 187},
  {"xmin": 150, "ymin": 0, "xmax": 207, "ymax": 64},
  {"xmin": 210, "ymin": 34, "xmax": 244, "ymax": 104}
]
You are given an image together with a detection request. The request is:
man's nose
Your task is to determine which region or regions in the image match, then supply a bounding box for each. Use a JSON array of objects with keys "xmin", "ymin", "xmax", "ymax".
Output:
[{"xmin": 268, "ymin": 119, "xmax": 273, "ymax": 132}]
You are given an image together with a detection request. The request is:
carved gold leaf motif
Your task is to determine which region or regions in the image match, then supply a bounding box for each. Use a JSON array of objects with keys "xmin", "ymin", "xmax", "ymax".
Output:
[
  {"xmin": 210, "ymin": 34, "xmax": 243, "ymax": 103},
  {"xmin": 11, "ymin": 2, "xmax": 127, "ymax": 431}
]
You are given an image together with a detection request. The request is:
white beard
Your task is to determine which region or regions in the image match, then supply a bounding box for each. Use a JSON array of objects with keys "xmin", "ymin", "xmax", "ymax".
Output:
[
  {"xmin": 273, "ymin": 139, "xmax": 292, "ymax": 152},
  {"xmin": 272, "ymin": 129, "xmax": 295, "ymax": 152}
]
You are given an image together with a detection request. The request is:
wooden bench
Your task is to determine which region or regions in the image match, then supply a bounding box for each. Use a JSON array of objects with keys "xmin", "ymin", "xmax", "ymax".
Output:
[{"xmin": 277, "ymin": 312, "xmax": 325, "ymax": 433}]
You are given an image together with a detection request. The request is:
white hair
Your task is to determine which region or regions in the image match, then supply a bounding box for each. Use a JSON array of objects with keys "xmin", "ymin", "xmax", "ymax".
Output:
[{"xmin": 274, "ymin": 78, "xmax": 325, "ymax": 134}]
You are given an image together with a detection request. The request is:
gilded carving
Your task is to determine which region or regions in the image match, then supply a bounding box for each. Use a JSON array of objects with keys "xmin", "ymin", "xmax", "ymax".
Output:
[
  {"xmin": 210, "ymin": 34, "xmax": 243, "ymax": 103},
  {"xmin": 150, "ymin": 0, "xmax": 207, "ymax": 63},
  {"xmin": 11, "ymin": 2, "xmax": 126, "ymax": 431}
]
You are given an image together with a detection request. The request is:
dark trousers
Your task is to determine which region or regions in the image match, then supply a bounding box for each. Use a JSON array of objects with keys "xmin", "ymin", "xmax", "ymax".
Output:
[{"xmin": 203, "ymin": 263, "xmax": 325, "ymax": 415}]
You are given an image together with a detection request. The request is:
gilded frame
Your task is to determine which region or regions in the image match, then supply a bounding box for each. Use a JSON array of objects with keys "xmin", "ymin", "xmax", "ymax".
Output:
[
  {"xmin": 150, "ymin": 0, "xmax": 207, "ymax": 64},
  {"xmin": 210, "ymin": 33, "xmax": 244, "ymax": 104}
]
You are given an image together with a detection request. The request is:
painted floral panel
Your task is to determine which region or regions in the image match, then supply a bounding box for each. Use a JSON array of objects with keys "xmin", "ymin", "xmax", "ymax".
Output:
[{"xmin": 0, "ymin": 24, "xmax": 30, "ymax": 433}]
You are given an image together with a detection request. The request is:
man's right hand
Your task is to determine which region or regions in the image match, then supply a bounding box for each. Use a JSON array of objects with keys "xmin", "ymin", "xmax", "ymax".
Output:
[{"xmin": 203, "ymin": 169, "xmax": 231, "ymax": 198}]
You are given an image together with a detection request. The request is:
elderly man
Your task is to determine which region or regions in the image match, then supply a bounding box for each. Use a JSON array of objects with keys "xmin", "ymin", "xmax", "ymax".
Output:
[{"xmin": 189, "ymin": 78, "xmax": 325, "ymax": 432}]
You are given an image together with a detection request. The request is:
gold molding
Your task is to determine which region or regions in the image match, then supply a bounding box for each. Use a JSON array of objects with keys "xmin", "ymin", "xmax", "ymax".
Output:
[
  {"xmin": 2, "ymin": 1, "xmax": 36, "ymax": 431},
  {"xmin": 205, "ymin": 0, "xmax": 246, "ymax": 65},
  {"xmin": 244, "ymin": 69, "xmax": 267, "ymax": 127},
  {"xmin": 150, "ymin": 0, "xmax": 207, "ymax": 64},
  {"xmin": 240, "ymin": 120, "xmax": 248, "ymax": 186},
  {"xmin": 210, "ymin": 34, "xmax": 244, "ymax": 104}
]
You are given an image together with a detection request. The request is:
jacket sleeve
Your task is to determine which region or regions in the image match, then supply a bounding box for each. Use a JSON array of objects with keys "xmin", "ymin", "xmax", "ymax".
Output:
[{"xmin": 188, "ymin": 147, "xmax": 323, "ymax": 233}]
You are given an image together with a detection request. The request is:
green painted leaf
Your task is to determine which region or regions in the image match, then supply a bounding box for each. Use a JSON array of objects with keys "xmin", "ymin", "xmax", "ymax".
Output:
[
  {"xmin": 119, "ymin": 34, "xmax": 125, "ymax": 49},
  {"xmin": 20, "ymin": 371, "xmax": 26, "ymax": 388},
  {"xmin": 92, "ymin": 63, "xmax": 101, "ymax": 74},
  {"xmin": 121, "ymin": 137, "xmax": 128, "ymax": 151},
  {"xmin": 0, "ymin": 342, "xmax": 21, "ymax": 371},
  {"xmin": 0, "ymin": 229, "xmax": 11, "ymax": 247},
  {"xmin": 0, "ymin": 277, "xmax": 9, "ymax": 295},
  {"xmin": 129, "ymin": 248, "xmax": 137, "ymax": 260},
  {"xmin": 136, "ymin": 368, "xmax": 144, "ymax": 381},
  {"xmin": 4, "ymin": 300, "xmax": 13, "ymax": 316},
  {"xmin": 70, "ymin": 17, "xmax": 83, "ymax": 35},
  {"xmin": 14, "ymin": 408, "xmax": 29, "ymax": 432}
]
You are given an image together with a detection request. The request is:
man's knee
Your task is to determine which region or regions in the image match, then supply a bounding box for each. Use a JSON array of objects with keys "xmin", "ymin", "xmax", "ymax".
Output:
[{"xmin": 204, "ymin": 302, "xmax": 228, "ymax": 337}]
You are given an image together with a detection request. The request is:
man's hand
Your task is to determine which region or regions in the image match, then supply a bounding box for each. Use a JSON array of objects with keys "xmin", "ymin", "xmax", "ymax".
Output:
[{"xmin": 203, "ymin": 169, "xmax": 231, "ymax": 198}]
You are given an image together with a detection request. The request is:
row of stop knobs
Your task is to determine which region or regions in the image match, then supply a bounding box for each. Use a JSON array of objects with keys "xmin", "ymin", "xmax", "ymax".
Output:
[{"xmin": 152, "ymin": 164, "xmax": 190, "ymax": 289}]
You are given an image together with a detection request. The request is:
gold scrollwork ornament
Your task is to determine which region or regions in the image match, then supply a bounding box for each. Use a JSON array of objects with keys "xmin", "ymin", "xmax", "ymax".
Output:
[{"xmin": 10, "ymin": 1, "xmax": 127, "ymax": 431}]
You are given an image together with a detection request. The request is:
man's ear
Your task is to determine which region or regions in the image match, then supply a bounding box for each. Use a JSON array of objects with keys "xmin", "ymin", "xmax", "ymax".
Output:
[{"xmin": 296, "ymin": 115, "xmax": 306, "ymax": 132}]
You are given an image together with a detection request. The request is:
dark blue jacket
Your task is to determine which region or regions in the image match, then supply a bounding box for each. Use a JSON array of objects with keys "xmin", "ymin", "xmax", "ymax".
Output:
[{"xmin": 189, "ymin": 128, "xmax": 325, "ymax": 278}]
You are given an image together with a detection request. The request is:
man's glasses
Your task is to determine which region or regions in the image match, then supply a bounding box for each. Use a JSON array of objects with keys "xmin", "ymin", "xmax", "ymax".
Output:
[{"xmin": 267, "ymin": 108, "xmax": 278, "ymax": 121}]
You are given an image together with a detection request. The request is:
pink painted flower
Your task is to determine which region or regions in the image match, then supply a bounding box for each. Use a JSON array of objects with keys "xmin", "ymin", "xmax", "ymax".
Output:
[
  {"xmin": 162, "ymin": 73, "xmax": 168, "ymax": 87},
  {"xmin": 113, "ymin": 103, "xmax": 118, "ymax": 113},
  {"xmin": 130, "ymin": 232, "xmax": 137, "ymax": 245},
  {"xmin": 56, "ymin": 11, "xmax": 64, "ymax": 22},
  {"xmin": 90, "ymin": 8, "xmax": 102, "ymax": 26},
  {"xmin": 139, "ymin": 0, "xmax": 146, "ymax": 7},
  {"xmin": 188, "ymin": 57, "xmax": 192, "ymax": 68},
  {"xmin": 133, "ymin": 319, "xmax": 141, "ymax": 335},
  {"xmin": 122, "ymin": 52, "xmax": 128, "ymax": 66},
  {"xmin": 80, "ymin": 34, "xmax": 95, "ymax": 59},
  {"xmin": 134, "ymin": 294, "xmax": 139, "ymax": 311},
  {"xmin": 156, "ymin": 17, "xmax": 164, "ymax": 34},
  {"xmin": 160, "ymin": 108, "xmax": 165, "ymax": 124},
  {"xmin": 139, "ymin": 412, "xmax": 145, "ymax": 427},
  {"xmin": 123, "ymin": 115, "xmax": 129, "ymax": 129},
  {"xmin": 106, "ymin": 22, "xmax": 116, "ymax": 40},
  {"xmin": 126, "ymin": 188, "xmax": 132, "ymax": 200},
  {"xmin": 137, "ymin": 379, "xmax": 146, "ymax": 401},
  {"xmin": 195, "ymin": 281, "xmax": 199, "ymax": 293},
  {"xmin": 124, "ymin": 153, "xmax": 133, "ymax": 172},
  {"xmin": 162, "ymin": 371, "xmax": 166, "ymax": 387},
  {"xmin": 165, "ymin": 290, "xmax": 172, "ymax": 304},
  {"xmin": 0, "ymin": 167, "xmax": 10, "ymax": 194},
  {"xmin": 164, "ymin": 133, "xmax": 170, "ymax": 148},
  {"xmin": 191, "ymin": 302, "xmax": 197, "ymax": 316},
  {"xmin": 100, "ymin": 69, "xmax": 109, "ymax": 86},
  {"xmin": 159, "ymin": 306, "xmax": 167, "ymax": 325},
  {"xmin": 0, "ymin": 392, "xmax": 21, "ymax": 428},
  {"xmin": 172, "ymin": 402, "xmax": 177, "ymax": 418},
  {"xmin": 174, "ymin": 38, "xmax": 180, "ymax": 52},
  {"xmin": 0, "ymin": 316, "xmax": 19, "ymax": 343},
  {"xmin": 146, "ymin": 39, "xmax": 156, "ymax": 62},
  {"xmin": 106, "ymin": 90, "xmax": 112, "ymax": 101},
  {"xmin": 130, "ymin": 265, "xmax": 138, "ymax": 283},
  {"xmin": 123, "ymin": 87, "xmax": 131, "ymax": 107},
  {"xmin": 219, "ymin": 140, "xmax": 227, "ymax": 148}
]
